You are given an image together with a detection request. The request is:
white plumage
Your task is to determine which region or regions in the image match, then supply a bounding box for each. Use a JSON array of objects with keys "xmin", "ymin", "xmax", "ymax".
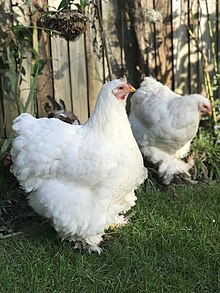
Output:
[
  {"xmin": 10, "ymin": 79, "xmax": 148, "ymax": 253},
  {"xmin": 129, "ymin": 77, "xmax": 211, "ymax": 185}
]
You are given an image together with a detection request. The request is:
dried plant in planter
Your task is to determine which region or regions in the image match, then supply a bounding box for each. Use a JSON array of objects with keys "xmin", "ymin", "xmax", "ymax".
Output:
[{"xmin": 40, "ymin": 9, "xmax": 89, "ymax": 42}]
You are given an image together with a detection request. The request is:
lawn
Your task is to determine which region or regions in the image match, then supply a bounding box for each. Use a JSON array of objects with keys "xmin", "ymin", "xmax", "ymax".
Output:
[{"xmin": 0, "ymin": 162, "xmax": 219, "ymax": 293}]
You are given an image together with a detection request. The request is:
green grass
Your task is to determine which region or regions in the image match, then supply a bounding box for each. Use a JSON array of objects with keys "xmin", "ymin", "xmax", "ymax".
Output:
[{"xmin": 0, "ymin": 163, "xmax": 219, "ymax": 293}]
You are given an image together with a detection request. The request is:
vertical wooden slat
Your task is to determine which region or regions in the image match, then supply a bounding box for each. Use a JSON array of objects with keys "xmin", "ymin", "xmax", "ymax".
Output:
[
  {"xmin": 102, "ymin": 0, "xmax": 124, "ymax": 80},
  {"xmin": 69, "ymin": 36, "xmax": 89, "ymax": 123},
  {"xmin": 31, "ymin": 0, "xmax": 53, "ymax": 117},
  {"xmin": 122, "ymin": 0, "xmax": 149, "ymax": 80},
  {"xmin": 2, "ymin": 101, "xmax": 18, "ymax": 137},
  {"xmin": 0, "ymin": 0, "xmax": 10, "ymax": 138},
  {"xmin": 0, "ymin": 81, "xmax": 5, "ymax": 138},
  {"xmin": 172, "ymin": 0, "xmax": 189, "ymax": 94},
  {"xmin": 12, "ymin": 0, "xmax": 32, "ymax": 109},
  {"xmin": 51, "ymin": 37, "xmax": 72, "ymax": 111},
  {"xmin": 198, "ymin": 0, "xmax": 207, "ymax": 95},
  {"xmin": 207, "ymin": 0, "xmax": 217, "ymax": 93},
  {"xmin": 2, "ymin": 0, "xmax": 31, "ymax": 136},
  {"xmin": 163, "ymin": 0, "xmax": 174, "ymax": 88},
  {"xmin": 36, "ymin": 31, "xmax": 53, "ymax": 117},
  {"xmin": 188, "ymin": 0, "xmax": 199, "ymax": 94},
  {"xmin": 0, "ymin": 1, "xmax": 14, "ymax": 137},
  {"xmin": 198, "ymin": 0, "xmax": 216, "ymax": 96},
  {"xmin": 153, "ymin": 0, "xmax": 173, "ymax": 86},
  {"xmin": 48, "ymin": 0, "xmax": 72, "ymax": 113},
  {"xmin": 217, "ymin": 0, "xmax": 220, "ymax": 61},
  {"xmin": 216, "ymin": 0, "xmax": 220, "ymax": 99},
  {"xmin": 120, "ymin": 0, "xmax": 140, "ymax": 87},
  {"xmin": 145, "ymin": 0, "xmax": 155, "ymax": 77},
  {"xmin": 83, "ymin": 3, "xmax": 104, "ymax": 116}
]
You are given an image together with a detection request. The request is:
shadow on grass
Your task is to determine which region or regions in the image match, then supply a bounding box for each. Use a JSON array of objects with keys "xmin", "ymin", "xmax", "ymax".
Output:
[{"xmin": 0, "ymin": 161, "xmax": 47, "ymax": 238}]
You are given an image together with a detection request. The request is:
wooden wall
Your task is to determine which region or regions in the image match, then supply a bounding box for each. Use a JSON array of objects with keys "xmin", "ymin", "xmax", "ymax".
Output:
[{"xmin": 0, "ymin": 0, "xmax": 219, "ymax": 138}]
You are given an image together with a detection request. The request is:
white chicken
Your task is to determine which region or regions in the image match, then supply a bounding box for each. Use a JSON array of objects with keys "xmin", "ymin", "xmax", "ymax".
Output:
[
  {"xmin": 10, "ymin": 78, "xmax": 148, "ymax": 253},
  {"xmin": 129, "ymin": 77, "xmax": 211, "ymax": 185}
]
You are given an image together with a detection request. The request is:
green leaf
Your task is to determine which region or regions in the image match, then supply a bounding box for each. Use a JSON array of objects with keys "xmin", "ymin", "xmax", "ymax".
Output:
[
  {"xmin": 80, "ymin": 0, "xmax": 89, "ymax": 11},
  {"xmin": 6, "ymin": 47, "xmax": 24, "ymax": 114},
  {"xmin": 32, "ymin": 59, "xmax": 46, "ymax": 77},
  {"xmin": 58, "ymin": 0, "xmax": 70, "ymax": 10},
  {"xmin": 76, "ymin": 0, "xmax": 89, "ymax": 12},
  {"xmin": 0, "ymin": 131, "xmax": 15, "ymax": 155},
  {"xmin": 2, "ymin": 76, "xmax": 12, "ymax": 95},
  {"xmin": 25, "ymin": 0, "xmax": 31, "ymax": 6},
  {"xmin": 24, "ymin": 75, "xmax": 37, "ymax": 113},
  {"xmin": 6, "ymin": 47, "xmax": 17, "ymax": 93}
]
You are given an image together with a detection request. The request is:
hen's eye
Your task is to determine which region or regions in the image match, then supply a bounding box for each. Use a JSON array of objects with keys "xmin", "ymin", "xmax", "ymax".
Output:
[{"xmin": 118, "ymin": 86, "xmax": 124, "ymax": 90}]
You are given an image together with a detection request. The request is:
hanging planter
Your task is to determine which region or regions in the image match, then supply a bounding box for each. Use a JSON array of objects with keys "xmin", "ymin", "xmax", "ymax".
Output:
[
  {"xmin": 40, "ymin": 9, "xmax": 89, "ymax": 42},
  {"xmin": 40, "ymin": 0, "xmax": 89, "ymax": 41}
]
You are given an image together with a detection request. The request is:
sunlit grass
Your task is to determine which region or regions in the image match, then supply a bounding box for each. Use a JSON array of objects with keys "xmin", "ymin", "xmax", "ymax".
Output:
[{"xmin": 0, "ymin": 163, "xmax": 219, "ymax": 293}]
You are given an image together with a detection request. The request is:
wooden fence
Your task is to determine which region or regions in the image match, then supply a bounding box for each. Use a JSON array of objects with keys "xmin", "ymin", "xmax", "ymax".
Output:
[{"xmin": 0, "ymin": 0, "xmax": 219, "ymax": 138}]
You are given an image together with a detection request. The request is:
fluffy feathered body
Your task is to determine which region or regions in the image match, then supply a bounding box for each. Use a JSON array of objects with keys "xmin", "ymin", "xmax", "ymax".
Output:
[
  {"xmin": 11, "ymin": 79, "xmax": 147, "ymax": 253},
  {"xmin": 129, "ymin": 77, "xmax": 211, "ymax": 185}
]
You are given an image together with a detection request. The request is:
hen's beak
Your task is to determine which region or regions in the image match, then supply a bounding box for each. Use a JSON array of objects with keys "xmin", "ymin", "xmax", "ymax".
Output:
[
  {"xmin": 127, "ymin": 84, "xmax": 136, "ymax": 93},
  {"xmin": 129, "ymin": 87, "xmax": 136, "ymax": 93},
  {"xmin": 207, "ymin": 105, "xmax": 212, "ymax": 116},
  {"xmin": 200, "ymin": 102, "xmax": 212, "ymax": 116}
]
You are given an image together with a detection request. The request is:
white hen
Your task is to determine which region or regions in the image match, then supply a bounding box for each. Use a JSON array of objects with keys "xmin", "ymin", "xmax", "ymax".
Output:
[
  {"xmin": 10, "ymin": 79, "xmax": 148, "ymax": 253},
  {"xmin": 129, "ymin": 77, "xmax": 211, "ymax": 185}
]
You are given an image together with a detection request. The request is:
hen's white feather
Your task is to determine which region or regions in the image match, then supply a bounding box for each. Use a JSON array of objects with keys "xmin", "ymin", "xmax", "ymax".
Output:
[
  {"xmin": 129, "ymin": 76, "xmax": 210, "ymax": 184},
  {"xmin": 11, "ymin": 79, "xmax": 147, "ymax": 253}
]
